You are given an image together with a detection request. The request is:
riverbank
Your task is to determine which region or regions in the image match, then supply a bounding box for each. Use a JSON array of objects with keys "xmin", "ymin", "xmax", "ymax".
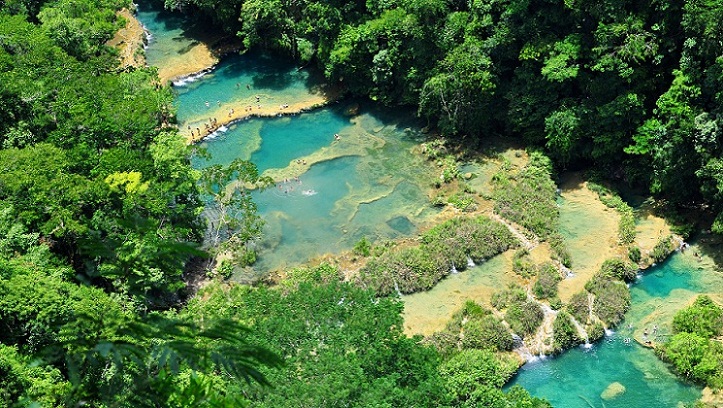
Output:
[
  {"xmin": 106, "ymin": 8, "xmax": 146, "ymax": 69},
  {"xmin": 182, "ymin": 85, "xmax": 341, "ymax": 144}
]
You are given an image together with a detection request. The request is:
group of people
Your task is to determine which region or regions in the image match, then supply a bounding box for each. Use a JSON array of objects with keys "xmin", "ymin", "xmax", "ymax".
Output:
[{"xmin": 188, "ymin": 117, "xmax": 219, "ymax": 138}]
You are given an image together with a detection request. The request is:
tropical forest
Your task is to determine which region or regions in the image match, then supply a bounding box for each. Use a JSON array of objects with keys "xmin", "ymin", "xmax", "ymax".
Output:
[{"xmin": 1, "ymin": 0, "xmax": 723, "ymax": 406}]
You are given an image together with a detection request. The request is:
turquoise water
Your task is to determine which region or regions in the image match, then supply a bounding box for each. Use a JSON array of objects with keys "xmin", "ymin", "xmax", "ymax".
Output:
[
  {"xmin": 135, "ymin": 1, "xmax": 208, "ymax": 70},
  {"xmin": 173, "ymin": 51, "xmax": 323, "ymax": 126},
  {"xmin": 508, "ymin": 254, "xmax": 704, "ymax": 407},
  {"xmin": 136, "ymin": 1, "xmax": 441, "ymax": 272},
  {"xmin": 138, "ymin": 3, "xmax": 713, "ymax": 404},
  {"xmin": 193, "ymin": 104, "xmax": 439, "ymax": 271},
  {"xmin": 196, "ymin": 109, "xmax": 344, "ymax": 171}
]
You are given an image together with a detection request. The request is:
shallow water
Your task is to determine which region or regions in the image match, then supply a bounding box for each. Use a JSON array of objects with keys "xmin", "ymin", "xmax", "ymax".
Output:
[
  {"xmin": 508, "ymin": 253, "xmax": 707, "ymax": 407},
  {"xmin": 402, "ymin": 253, "xmax": 518, "ymax": 336},
  {"xmin": 173, "ymin": 52, "xmax": 325, "ymax": 131},
  {"xmin": 135, "ymin": 1, "xmax": 220, "ymax": 82},
  {"xmin": 139, "ymin": 5, "xmax": 715, "ymax": 405},
  {"xmin": 194, "ymin": 105, "xmax": 440, "ymax": 271}
]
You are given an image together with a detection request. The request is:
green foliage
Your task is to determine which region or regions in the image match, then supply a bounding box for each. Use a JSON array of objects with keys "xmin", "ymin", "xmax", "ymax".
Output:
[
  {"xmin": 658, "ymin": 296, "xmax": 723, "ymax": 390},
  {"xmin": 199, "ymin": 158, "xmax": 273, "ymax": 272},
  {"xmin": 552, "ymin": 311, "xmax": 582, "ymax": 353},
  {"xmin": 599, "ymin": 258, "xmax": 638, "ymax": 283},
  {"xmin": 444, "ymin": 301, "xmax": 514, "ymax": 352},
  {"xmin": 672, "ymin": 296, "xmax": 723, "ymax": 339},
  {"xmin": 586, "ymin": 275, "xmax": 631, "ymax": 326},
  {"xmin": 505, "ymin": 300, "xmax": 544, "ymax": 339},
  {"xmin": 493, "ymin": 151, "xmax": 559, "ymax": 240},
  {"xmin": 279, "ymin": 262, "xmax": 343, "ymax": 292},
  {"xmin": 358, "ymin": 245, "xmax": 447, "ymax": 295},
  {"xmin": 461, "ymin": 316, "xmax": 515, "ymax": 352},
  {"xmin": 587, "ymin": 322, "xmax": 606, "ymax": 343},
  {"xmin": 353, "ymin": 236, "xmax": 372, "ymax": 257},
  {"xmin": 532, "ymin": 262, "xmax": 562, "ymax": 300},
  {"xmin": 628, "ymin": 246, "xmax": 642, "ymax": 263},
  {"xmin": 491, "ymin": 284, "xmax": 527, "ymax": 310},
  {"xmin": 448, "ymin": 192, "xmax": 477, "ymax": 211},
  {"xmin": 184, "ymin": 274, "xmax": 450, "ymax": 406},
  {"xmin": 567, "ymin": 291, "xmax": 590, "ymax": 324},
  {"xmin": 0, "ymin": 260, "xmax": 279, "ymax": 406},
  {"xmin": 440, "ymin": 349, "xmax": 518, "ymax": 398},
  {"xmin": 587, "ymin": 182, "xmax": 636, "ymax": 245},
  {"xmin": 421, "ymin": 215, "xmax": 517, "ymax": 267},
  {"xmin": 360, "ymin": 215, "xmax": 516, "ymax": 295},
  {"xmin": 651, "ymin": 236, "xmax": 675, "ymax": 263},
  {"xmin": 512, "ymin": 248, "xmax": 536, "ymax": 278}
]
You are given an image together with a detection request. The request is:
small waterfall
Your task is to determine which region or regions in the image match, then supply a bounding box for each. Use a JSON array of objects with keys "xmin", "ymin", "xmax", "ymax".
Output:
[
  {"xmin": 570, "ymin": 316, "xmax": 591, "ymax": 349},
  {"xmin": 393, "ymin": 280, "xmax": 403, "ymax": 297},
  {"xmin": 466, "ymin": 256, "xmax": 475, "ymax": 268},
  {"xmin": 450, "ymin": 263, "xmax": 458, "ymax": 274},
  {"xmin": 511, "ymin": 334, "xmax": 524, "ymax": 349}
]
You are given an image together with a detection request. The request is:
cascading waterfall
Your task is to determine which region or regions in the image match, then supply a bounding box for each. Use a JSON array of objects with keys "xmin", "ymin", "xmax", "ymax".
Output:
[
  {"xmin": 466, "ymin": 256, "xmax": 475, "ymax": 268},
  {"xmin": 393, "ymin": 280, "xmax": 403, "ymax": 298}
]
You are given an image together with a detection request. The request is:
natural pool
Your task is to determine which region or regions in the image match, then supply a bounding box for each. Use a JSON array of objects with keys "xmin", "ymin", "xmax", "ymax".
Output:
[
  {"xmin": 508, "ymin": 252, "xmax": 711, "ymax": 407},
  {"xmin": 192, "ymin": 104, "xmax": 441, "ymax": 272},
  {"xmin": 136, "ymin": 2, "xmax": 716, "ymax": 405}
]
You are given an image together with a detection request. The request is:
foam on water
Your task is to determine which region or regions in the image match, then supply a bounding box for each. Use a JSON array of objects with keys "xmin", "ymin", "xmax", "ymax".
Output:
[{"xmin": 508, "ymin": 252, "xmax": 709, "ymax": 407}]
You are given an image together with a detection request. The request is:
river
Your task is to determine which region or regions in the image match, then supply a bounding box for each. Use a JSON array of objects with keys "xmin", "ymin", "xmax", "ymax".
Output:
[{"xmin": 135, "ymin": 2, "xmax": 717, "ymax": 405}]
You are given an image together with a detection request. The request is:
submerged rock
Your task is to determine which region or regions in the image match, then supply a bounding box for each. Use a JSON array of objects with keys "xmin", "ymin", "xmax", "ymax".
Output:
[{"xmin": 601, "ymin": 382, "xmax": 626, "ymax": 400}]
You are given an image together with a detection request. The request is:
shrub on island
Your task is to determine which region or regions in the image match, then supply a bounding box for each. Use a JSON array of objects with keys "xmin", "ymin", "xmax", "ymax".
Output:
[
  {"xmin": 359, "ymin": 216, "xmax": 517, "ymax": 295},
  {"xmin": 657, "ymin": 296, "xmax": 723, "ymax": 389}
]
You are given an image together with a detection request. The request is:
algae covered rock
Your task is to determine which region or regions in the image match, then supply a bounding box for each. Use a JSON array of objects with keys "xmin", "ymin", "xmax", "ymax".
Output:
[{"xmin": 601, "ymin": 381, "xmax": 626, "ymax": 400}]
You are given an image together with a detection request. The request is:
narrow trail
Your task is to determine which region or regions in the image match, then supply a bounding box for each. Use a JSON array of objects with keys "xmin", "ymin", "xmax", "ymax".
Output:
[{"xmin": 490, "ymin": 213, "xmax": 538, "ymax": 250}]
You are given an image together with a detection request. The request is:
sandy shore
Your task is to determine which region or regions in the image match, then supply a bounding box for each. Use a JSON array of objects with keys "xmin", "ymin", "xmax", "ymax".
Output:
[
  {"xmin": 158, "ymin": 45, "xmax": 220, "ymax": 84},
  {"xmin": 184, "ymin": 87, "xmax": 341, "ymax": 144},
  {"xmin": 106, "ymin": 9, "xmax": 146, "ymax": 69}
]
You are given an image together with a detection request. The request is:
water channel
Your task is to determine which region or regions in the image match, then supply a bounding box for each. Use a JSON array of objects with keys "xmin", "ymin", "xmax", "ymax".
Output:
[{"xmin": 136, "ymin": 2, "xmax": 718, "ymax": 405}]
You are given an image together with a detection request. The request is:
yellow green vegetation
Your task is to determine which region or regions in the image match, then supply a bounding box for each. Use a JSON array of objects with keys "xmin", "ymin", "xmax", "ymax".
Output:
[
  {"xmin": 357, "ymin": 215, "xmax": 517, "ymax": 295},
  {"xmin": 657, "ymin": 296, "xmax": 723, "ymax": 390}
]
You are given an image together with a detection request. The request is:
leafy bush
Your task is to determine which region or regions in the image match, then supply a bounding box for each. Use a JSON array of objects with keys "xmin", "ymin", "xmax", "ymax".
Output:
[
  {"xmin": 512, "ymin": 249, "xmax": 536, "ymax": 278},
  {"xmin": 461, "ymin": 316, "xmax": 515, "ymax": 351},
  {"xmin": 505, "ymin": 300, "xmax": 544, "ymax": 338},
  {"xmin": 358, "ymin": 246, "xmax": 447, "ymax": 295},
  {"xmin": 566, "ymin": 291, "xmax": 590, "ymax": 324},
  {"xmin": 440, "ymin": 349, "xmax": 519, "ymax": 398},
  {"xmin": 492, "ymin": 151, "xmax": 559, "ymax": 240},
  {"xmin": 651, "ymin": 236, "xmax": 674, "ymax": 263},
  {"xmin": 628, "ymin": 246, "xmax": 642, "ymax": 263},
  {"xmin": 599, "ymin": 258, "xmax": 638, "ymax": 283},
  {"xmin": 586, "ymin": 277, "xmax": 631, "ymax": 326},
  {"xmin": 658, "ymin": 296, "xmax": 723, "ymax": 390},
  {"xmin": 549, "ymin": 296, "xmax": 563, "ymax": 310},
  {"xmin": 281, "ymin": 263, "xmax": 343, "ymax": 291},
  {"xmin": 552, "ymin": 311, "xmax": 582, "ymax": 352},
  {"xmin": 359, "ymin": 215, "xmax": 518, "ymax": 295},
  {"xmin": 421, "ymin": 215, "xmax": 517, "ymax": 269},
  {"xmin": 532, "ymin": 263, "xmax": 562, "ymax": 299},
  {"xmin": 353, "ymin": 236, "xmax": 372, "ymax": 257},
  {"xmin": 448, "ymin": 193, "xmax": 477, "ymax": 211},
  {"xmin": 587, "ymin": 322, "xmax": 605, "ymax": 342},
  {"xmin": 446, "ymin": 300, "xmax": 492, "ymax": 333},
  {"xmin": 657, "ymin": 332, "xmax": 712, "ymax": 381},
  {"xmin": 672, "ymin": 296, "xmax": 723, "ymax": 338},
  {"xmin": 491, "ymin": 284, "xmax": 527, "ymax": 310}
]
